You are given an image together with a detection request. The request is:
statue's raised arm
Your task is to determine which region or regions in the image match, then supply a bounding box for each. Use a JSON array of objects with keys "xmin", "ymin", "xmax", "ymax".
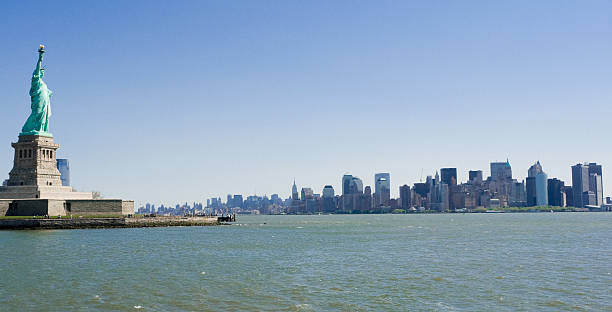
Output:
[
  {"xmin": 20, "ymin": 45, "xmax": 53, "ymax": 137},
  {"xmin": 33, "ymin": 45, "xmax": 44, "ymax": 79}
]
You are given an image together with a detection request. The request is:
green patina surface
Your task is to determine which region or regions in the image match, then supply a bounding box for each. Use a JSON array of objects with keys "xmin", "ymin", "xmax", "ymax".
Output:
[{"xmin": 20, "ymin": 46, "xmax": 52, "ymax": 137}]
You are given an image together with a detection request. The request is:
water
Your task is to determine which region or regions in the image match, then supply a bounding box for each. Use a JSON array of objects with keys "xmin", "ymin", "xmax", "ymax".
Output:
[{"xmin": 0, "ymin": 213, "xmax": 610, "ymax": 311}]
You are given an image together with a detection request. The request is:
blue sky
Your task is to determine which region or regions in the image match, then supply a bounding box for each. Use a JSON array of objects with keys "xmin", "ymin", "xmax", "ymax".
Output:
[{"xmin": 1, "ymin": 1, "xmax": 610, "ymax": 206}]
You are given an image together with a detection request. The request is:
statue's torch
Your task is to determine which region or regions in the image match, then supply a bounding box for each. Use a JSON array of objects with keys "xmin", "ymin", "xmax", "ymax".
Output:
[{"xmin": 38, "ymin": 44, "xmax": 45, "ymax": 53}]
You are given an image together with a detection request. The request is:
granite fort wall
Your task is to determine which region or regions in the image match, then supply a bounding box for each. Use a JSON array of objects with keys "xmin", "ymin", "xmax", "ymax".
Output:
[
  {"xmin": 0, "ymin": 216, "xmax": 220, "ymax": 230},
  {"xmin": 0, "ymin": 199, "xmax": 134, "ymax": 216},
  {"xmin": 122, "ymin": 201, "xmax": 134, "ymax": 215},
  {"xmin": 66, "ymin": 199, "xmax": 133, "ymax": 216},
  {"xmin": 4, "ymin": 200, "xmax": 52, "ymax": 216},
  {"xmin": 0, "ymin": 201, "xmax": 9, "ymax": 216}
]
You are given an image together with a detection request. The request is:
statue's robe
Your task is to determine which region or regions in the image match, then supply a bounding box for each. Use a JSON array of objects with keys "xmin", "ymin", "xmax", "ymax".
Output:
[{"xmin": 21, "ymin": 66, "xmax": 52, "ymax": 136}]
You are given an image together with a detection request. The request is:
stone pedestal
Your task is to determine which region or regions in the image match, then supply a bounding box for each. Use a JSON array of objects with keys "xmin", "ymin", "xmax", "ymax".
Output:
[
  {"xmin": 0, "ymin": 135, "xmax": 93, "ymax": 200},
  {"xmin": 7, "ymin": 135, "xmax": 62, "ymax": 187}
]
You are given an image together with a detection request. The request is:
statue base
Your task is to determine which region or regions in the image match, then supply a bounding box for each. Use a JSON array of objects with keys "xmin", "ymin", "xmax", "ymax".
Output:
[
  {"xmin": 0, "ymin": 185, "xmax": 93, "ymax": 200},
  {"xmin": 19, "ymin": 130, "xmax": 53, "ymax": 137},
  {"xmin": 7, "ymin": 135, "xmax": 62, "ymax": 187},
  {"xmin": 0, "ymin": 135, "xmax": 93, "ymax": 200}
]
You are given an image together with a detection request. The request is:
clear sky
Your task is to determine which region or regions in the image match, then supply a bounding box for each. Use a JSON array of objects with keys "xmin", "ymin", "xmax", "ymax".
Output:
[{"xmin": 1, "ymin": 1, "xmax": 610, "ymax": 207}]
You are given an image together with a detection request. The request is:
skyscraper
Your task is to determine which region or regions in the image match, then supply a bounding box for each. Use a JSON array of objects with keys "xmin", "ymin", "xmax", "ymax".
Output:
[
  {"xmin": 349, "ymin": 177, "xmax": 363, "ymax": 194},
  {"xmin": 528, "ymin": 161, "xmax": 543, "ymax": 178},
  {"xmin": 413, "ymin": 183, "xmax": 428, "ymax": 198},
  {"xmin": 528, "ymin": 161, "xmax": 548, "ymax": 206},
  {"xmin": 490, "ymin": 160, "xmax": 512, "ymax": 181},
  {"xmin": 589, "ymin": 174, "xmax": 603, "ymax": 206},
  {"xmin": 301, "ymin": 188, "xmax": 314, "ymax": 200},
  {"xmin": 56, "ymin": 159, "xmax": 70, "ymax": 186},
  {"xmin": 233, "ymin": 195, "xmax": 243, "ymax": 208},
  {"xmin": 548, "ymin": 178, "xmax": 565, "ymax": 207},
  {"xmin": 526, "ymin": 177, "xmax": 537, "ymax": 206},
  {"xmin": 322, "ymin": 185, "xmax": 334, "ymax": 198},
  {"xmin": 374, "ymin": 173, "xmax": 391, "ymax": 207},
  {"xmin": 469, "ymin": 170, "xmax": 483, "ymax": 185},
  {"xmin": 509, "ymin": 181, "xmax": 527, "ymax": 207},
  {"xmin": 342, "ymin": 175, "xmax": 352, "ymax": 196},
  {"xmin": 399, "ymin": 184, "xmax": 411, "ymax": 209},
  {"xmin": 341, "ymin": 174, "xmax": 363, "ymax": 212},
  {"xmin": 374, "ymin": 173, "xmax": 390, "ymax": 190},
  {"xmin": 572, "ymin": 164, "xmax": 590, "ymax": 208},
  {"xmin": 564, "ymin": 186, "xmax": 574, "ymax": 207},
  {"xmin": 292, "ymin": 180, "xmax": 299, "ymax": 200},
  {"xmin": 535, "ymin": 171, "xmax": 548, "ymax": 206},
  {"xmin": 588, "ymin": 163, "xmax": 603, "ymax": 206},
  {"xmin": 440, "ymin": 168, "xmax": 457, "ymax": 186},
  {"xmin": 322, "ymin": 185, "xmax": 336, "ymax": 213},
  {"xmin": 439, "ymin": 183, "xmax": 450, "ymax": 211}
]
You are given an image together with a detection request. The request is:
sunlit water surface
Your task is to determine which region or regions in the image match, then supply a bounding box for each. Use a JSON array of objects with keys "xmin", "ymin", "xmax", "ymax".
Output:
[{"xmin": 0, "ymin": 213, "xmax": 610, "ymax": 311}]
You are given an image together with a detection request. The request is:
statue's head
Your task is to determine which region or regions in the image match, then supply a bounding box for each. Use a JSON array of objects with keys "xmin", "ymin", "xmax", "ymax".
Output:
[{"xmin": 40, "ymin": 68, "xmax": 45, "ymax": 77}]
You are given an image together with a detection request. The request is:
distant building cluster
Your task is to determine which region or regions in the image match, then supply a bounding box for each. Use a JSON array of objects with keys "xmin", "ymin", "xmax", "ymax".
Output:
[
  {"xmin": 137, "ymin": 202, "xmax": 205, "ymax": 216},
  {"xmin": 139, "ymin": 160, "xmax": 610, "ymax": 215}
]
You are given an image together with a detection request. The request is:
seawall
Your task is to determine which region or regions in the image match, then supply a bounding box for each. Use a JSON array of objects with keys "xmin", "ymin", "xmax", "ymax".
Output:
[{"xmin": 0, "ymin": 216, "xmax": 221, "ymax": 230}]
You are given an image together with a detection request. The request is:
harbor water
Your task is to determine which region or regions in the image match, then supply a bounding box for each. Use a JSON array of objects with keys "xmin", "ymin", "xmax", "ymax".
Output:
[{"xmin": 0, "ymin": 213, "xmax": 610, "ymax": 311}]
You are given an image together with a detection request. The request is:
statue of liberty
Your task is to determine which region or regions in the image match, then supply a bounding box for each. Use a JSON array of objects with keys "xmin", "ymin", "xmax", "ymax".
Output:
[{"xmin": 20, "ymin": 45, "xmax": 52, "ymax": 137}]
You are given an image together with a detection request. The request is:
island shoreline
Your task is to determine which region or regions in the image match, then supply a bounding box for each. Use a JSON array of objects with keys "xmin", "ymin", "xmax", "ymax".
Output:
[{"xmin": 0, "ymin": 216, "xmax": 227, "ymax": 230}]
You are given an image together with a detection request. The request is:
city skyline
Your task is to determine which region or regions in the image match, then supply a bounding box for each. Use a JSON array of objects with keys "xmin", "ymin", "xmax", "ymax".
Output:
[
  {"xmin": 140, "ymin": 159, "xmax": 606, "ymax": 212},
  {"xmin": 1, "ymin": 1, "xmax": 610, "ymax": 206},
  {"xmin": 222, "ymin": 159, "xmax": 605, "ymax": 201}
]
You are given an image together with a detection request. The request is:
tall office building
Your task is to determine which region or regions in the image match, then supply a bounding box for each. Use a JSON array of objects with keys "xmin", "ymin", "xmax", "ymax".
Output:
[
  {"xmin": 342, "ymin": 175, "xmax": 353, "ymax": 196},
  {"xmin": 292, "ymin": 180, "xmax": 299, "ymax": 200},
  {"xmin": 563, "ymin": 186, "xmax": 574, "ymax": 207},
  {"xmin": 528, "ymin": 161, "xmax": 543, "ymax": 178},
  {"xmin": 572, "ymin": 164, "xmax": 590, "ymax": 208},
  {"xmin": 440, "ymin": 168, "xmax": 457, "ymax": 186},
  {"xmin": 361, "ymin": 186, "xmax": 373, "ymax": 212},
  {"xmin": 589, "ymin": 174, "xmax": 603, "ymax": 206},
  {"xmin": 509, "ymin": 181, "xmax": 527, "ymax": 206},
  {"xmin": 374, "ymin": 173, "xmax": 391, "ymax": 207},
  {"xmin": 301, "ymin": 188, "xmax": 314, "ymax": 200},
  {"xmin": 413, "ymin": 183, "xmax": 428, "ymax": 198},
  {"xmin": 374, "ymin": 173, "xmax": 390, "ymax": 192},
  {"xmin": 588, "ymin": 163, "xmax": 602, "ymax": 175},
  {"xmin": 547, "ymin": 178, "xmax": 565, "ymax": 207},
  {"xmin": 588, "ymin": 163, "xmax": 603, "ymax": 206},
  {"xmin": 322, "ymin": 185, "xmax": 334, "ymax": 198},
  {"xmin": 56, "ymin": 159, "xmax": 70, "ymax": 186},
  {"xmin": 233, "ymin": 195, "xmax": 244, "ymax": 208},
  {"xmin": 469, "ymin": 170, "xmax": 483, "ymax": 185},
  {"xmin": 349, "ymin": 177, "xmax": 363, "ymax": 194},
  {"xmin": 439, "ymin": 183, "xmax": 450, "ymax": 211},
  {"xmin": 440, "ymin": 168, "xmax": 457, "ymax": 210},
  {"xmin": 399, "ymin": 184, "xmax": 411, "ymax": 209},
  {"xmin": 341, "ymin": 175, "xmax": 363, "ymax": 212},
  {"xmin": 322, "ymin": 185, "xmax": 336, "ymax": 213},
  {"xmin": 528, "ymin": 161, "xmax": 547, "ymax": 206},
  {"xmin": 535, "ymin": 171, "xmax": 548, "ymax": 206},
  {"xmin": 572, "ymin": 163, "xmax": 602, "ymax": 207},
  {"xmin": 490, "ymin": 160, "xmax": 512, "ymax": 181},
  {"xmin": 526, "ymin": 177, "xmax": 537, "ymax": 207}
]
